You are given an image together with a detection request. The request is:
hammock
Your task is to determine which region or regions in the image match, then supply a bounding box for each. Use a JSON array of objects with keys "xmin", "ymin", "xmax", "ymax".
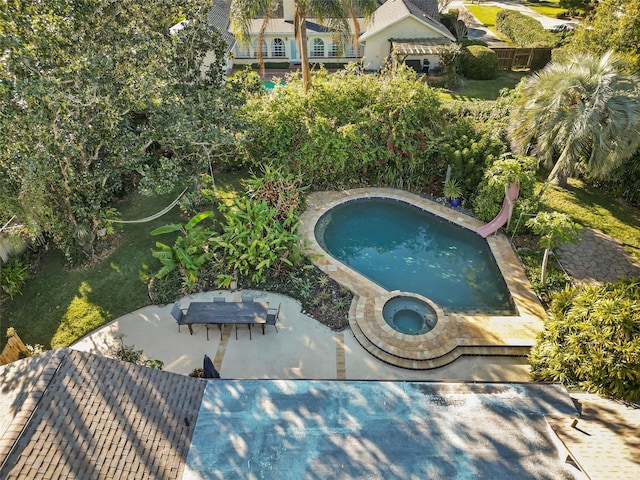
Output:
[{"xmin": 107, "ymin": 187, "xmax": 188, "ymax": 224}]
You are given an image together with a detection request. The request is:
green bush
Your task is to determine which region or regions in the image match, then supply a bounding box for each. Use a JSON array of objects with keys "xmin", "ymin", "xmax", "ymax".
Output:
[
  {"xmin": 589, "ymin": 151, "xmax": 640, "ymax": 207},
  {"xmin": 495, "ymin": 10, "xmax": 557, "ymax": 47},
  {"xmin": 530, "ymin": 278, "xmax": 640, "ymax": 401},
  {"xmin": 461, "ymin": 45, "xmax": 499, "ymax": 80},
  {"xmin": 437, "ymin": 118, "xmax": 507, "ymax": 198},
  {"xmin": 241, "ymin": 64, "xmax": 506, "ymax": 196}
]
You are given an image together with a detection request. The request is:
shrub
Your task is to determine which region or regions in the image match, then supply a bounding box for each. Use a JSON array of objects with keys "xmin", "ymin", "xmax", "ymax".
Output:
[
  {"xmin": 530, "ymin": 278, "xmax": 640, "ymax": 401},
  {"xmin": 242, "ymin": 63, "xmax": 513, "ymax": 195},
  {"xmin": 517, "ymin": 249, "xmax": 570, "ymax": 305},
  {"xmin": 495, "ymin": 10, "xmax": 557, "ymax": 47},
  {"xmin": 589, "ymin": 151, "xmax": 640, "ymax": 207},
  {"xmin": 460, "ymin": 38, "xmax": 489, "ymax": 48},
  {"xmin": 461, "ymin": 45, "xmax": 499, "ymax": 80},
  {"xmin": 437, "ymin": 117, "xmax": 507, "ymax": 198},
  {"xmin": 109, "ymin": 334, "xmax": 164, "ymax": 370}
]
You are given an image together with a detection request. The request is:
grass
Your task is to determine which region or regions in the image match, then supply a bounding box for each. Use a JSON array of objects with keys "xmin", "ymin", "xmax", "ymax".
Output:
[
  {"xmin": 540, "ymin": 178, "xmax": 640, "ymax": 260},
  {"xmin": 2, "ymin": 172, "xmax": 248, "ymax": 350},
  {"xmin": 524, "ymin": 1, "xmax": 567, "ymax": 18},
  {"xmin": 439, "ymin": 70, "xmax": 528, "ymax": 101}
]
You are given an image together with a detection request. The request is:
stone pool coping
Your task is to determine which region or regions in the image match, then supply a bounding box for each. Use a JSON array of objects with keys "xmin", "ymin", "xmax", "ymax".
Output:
[{"xmin": 299, "ymin": 188, "xmax": 546, "ymax": 369}]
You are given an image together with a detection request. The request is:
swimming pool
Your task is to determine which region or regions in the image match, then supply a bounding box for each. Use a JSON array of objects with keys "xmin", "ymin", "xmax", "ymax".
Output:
[
  {"xmin": 315, "ymin": 198, "xmax": 515, "ymax": 314},
  {"xmin": 301, "ymin": 189, "xmax": 545, "ymax": 369}
]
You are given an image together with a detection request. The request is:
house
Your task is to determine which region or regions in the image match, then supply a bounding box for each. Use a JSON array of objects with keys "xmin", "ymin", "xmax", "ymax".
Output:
[
  {"xmin": 5, "ymin": 348, "xmax": 635, "ymax": 479},
  {"xmin": 205, "ymin": 0, "xmax": 455, "ymax": 74}
]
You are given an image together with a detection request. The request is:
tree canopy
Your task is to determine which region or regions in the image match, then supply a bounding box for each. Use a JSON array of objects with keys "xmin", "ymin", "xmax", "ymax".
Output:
[
  {"xmin": 566, "ymin": 0, "xmax": 640, "ymax": 73},
  {"xmin": 0, "ymin": 0, "xmax": 229, "ymax": 263}
]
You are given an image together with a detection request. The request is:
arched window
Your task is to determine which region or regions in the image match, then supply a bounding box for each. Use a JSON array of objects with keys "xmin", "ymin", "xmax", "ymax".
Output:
[
  {"xmin": 328, "ymin": 42, "xmax": 339, "ymax": 57},
  {"xmin": 272, "ymin": 38, "xmax": 285, "ymax": 57},
  {"xmin": 235, "ymin": 42, "xmax": 250, "ymax": 58},
  {"xmin": 252, "ymin": 39, "xmax": 267, "ymax": 58},
  {"xmin": 311, "ymin": 38, "xmax": 324, "ymax": 58}
]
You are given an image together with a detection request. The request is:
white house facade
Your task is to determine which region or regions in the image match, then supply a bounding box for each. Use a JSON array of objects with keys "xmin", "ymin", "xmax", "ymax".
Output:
[{"xmin": 206, "ymin": 0, "xmax": 455, "ymax": 73}]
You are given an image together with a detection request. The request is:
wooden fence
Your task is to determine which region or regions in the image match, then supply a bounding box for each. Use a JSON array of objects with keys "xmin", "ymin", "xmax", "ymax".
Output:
[
  {"xmin": 0, "ymin": 328, "xmax": 30, "ymax": 365},
  {"xmin": 491, "ymin": 47, "xmax": 552, "ymax": 71}
]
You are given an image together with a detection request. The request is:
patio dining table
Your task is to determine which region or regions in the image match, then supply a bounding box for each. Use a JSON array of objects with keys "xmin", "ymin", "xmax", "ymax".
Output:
[{"xmin": 185, "ymin": 301, "xmax": 269, "ymax": 340}]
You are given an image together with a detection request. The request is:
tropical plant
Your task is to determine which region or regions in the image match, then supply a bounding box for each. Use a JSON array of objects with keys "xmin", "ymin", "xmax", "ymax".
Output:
[
  {"xmin": 215, "ymin": 198, "xmax": 304, "ymax": 286},
  {"xmin": 526, "ymin": 211, "xmax": 581, "ymax": 284},
  {"xmin": 0, "ymin": 258, "xmax": 30, "ymax": 301},
  {"xmin": 509, "ymin": 52, "xmax": 640, "ymax": 187},
  {"xmin": 229, "ymin": 0, "xmax": 378, "ymax": 92},
  {"xmin": 151, "ymin": 211, "xmax": 216, "ymax": 291},
  {"xmin": 530, "ymin": 278, "xmax": 640, "ymax": 400},
  {"xmin": 443, "ymin": 178, "xmax": 463, "ymax": 200}
]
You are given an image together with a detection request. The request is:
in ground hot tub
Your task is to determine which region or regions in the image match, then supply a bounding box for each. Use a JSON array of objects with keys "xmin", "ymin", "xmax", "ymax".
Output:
[{"xmin": 382, "ymin": 295, "xmax": 438, "ymax": 335}]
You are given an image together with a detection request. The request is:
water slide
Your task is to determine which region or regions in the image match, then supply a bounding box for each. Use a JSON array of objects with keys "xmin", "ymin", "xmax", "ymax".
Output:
[{"xmin": 476, "ymin": 182, "xmax": 520, "ymax": 238}]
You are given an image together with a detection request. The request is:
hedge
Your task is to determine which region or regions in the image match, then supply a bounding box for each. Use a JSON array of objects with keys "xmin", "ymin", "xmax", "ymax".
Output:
[
  {"xmin": 495, "ymin": 10, "xmax": 558, "ymax": 47},
  {"xmin": 461, "ymin": 45, "xmax": 499, "ymax": 80}
]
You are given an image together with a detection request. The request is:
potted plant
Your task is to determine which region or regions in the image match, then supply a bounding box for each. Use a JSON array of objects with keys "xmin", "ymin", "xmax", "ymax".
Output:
[{"xmin": 443, "ymin": 178, "xmax": 463, "ymax": 207}]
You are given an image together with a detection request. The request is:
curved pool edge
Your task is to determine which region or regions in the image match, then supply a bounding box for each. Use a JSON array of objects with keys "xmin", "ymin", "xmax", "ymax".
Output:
[{"xmin": 300, "ymin": 188, "xmax": 546, "ymax": 370}]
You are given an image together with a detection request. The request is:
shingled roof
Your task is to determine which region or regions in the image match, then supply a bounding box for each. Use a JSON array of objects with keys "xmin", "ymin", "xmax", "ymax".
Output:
[{"xmin": 0, "ymin": 349, "xmax": 205, "ymax": 480}]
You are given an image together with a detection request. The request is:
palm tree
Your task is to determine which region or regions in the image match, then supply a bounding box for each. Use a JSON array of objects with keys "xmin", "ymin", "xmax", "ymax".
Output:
[
  {"xmin": 230, "ymin": 0, "xmax": 377, "ymax": 93},
  {"xmin": 509, "ymin": 51, "xmax": 640, "ymax": 187}
]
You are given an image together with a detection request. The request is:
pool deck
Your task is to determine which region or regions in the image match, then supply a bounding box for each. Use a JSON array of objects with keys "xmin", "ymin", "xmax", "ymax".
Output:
[{"xmin": 300, "ymin": 188, "xmax": 546, "ymax": 369}]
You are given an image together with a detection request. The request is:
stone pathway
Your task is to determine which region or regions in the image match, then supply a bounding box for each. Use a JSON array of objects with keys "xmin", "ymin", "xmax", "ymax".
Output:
[{"xmin": 557, "ymin": 227, "xmax": 640, "ymax": 285}]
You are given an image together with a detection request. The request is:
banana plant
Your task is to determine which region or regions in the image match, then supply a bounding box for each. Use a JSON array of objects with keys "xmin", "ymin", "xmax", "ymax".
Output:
[{"xmin": 151, "ymin": 211, "xmax": 216, "ymax": 290}]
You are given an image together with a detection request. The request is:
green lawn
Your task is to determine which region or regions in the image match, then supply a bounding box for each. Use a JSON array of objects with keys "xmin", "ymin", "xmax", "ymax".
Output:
[
  {"xmin": 524, "ymin": 1, "xmax": 568, "ymax": 18},
  {"xmin": 439, "ymin": 70, "xmax": 529, "ymax": 101},
  {"xmin": 3, "ymin": 172, "xmax": 248, "ymax": 350},
  {"xmin": 540, "ymin": 178, "xmax": 640, "ymax": 260}
]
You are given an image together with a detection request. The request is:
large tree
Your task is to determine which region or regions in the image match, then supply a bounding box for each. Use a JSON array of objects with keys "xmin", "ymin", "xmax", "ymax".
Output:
[
  {"xmin": 509, "ymin": 52, "xmax": 640, "ymax": 187},
  {"xmin": 0, "ymin": 0, "xmax": 228, "ymax": 262},
  {"xmin": 230, "ymin": 0, "xmax": 377, "ymax": 93}
]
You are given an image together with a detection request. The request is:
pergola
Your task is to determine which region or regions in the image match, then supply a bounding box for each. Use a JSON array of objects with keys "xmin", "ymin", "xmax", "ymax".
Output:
[{"xmin": 389, "ymin": 38, "xmax": 453, "ymax": 65}]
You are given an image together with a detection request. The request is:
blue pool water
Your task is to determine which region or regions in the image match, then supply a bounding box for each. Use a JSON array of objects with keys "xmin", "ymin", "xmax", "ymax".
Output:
[
  {"xmin": 315, "ymin": 198, "xmax": 515, "ymax": 314},
  {"xmin": 262, "ymin": 81, "xmax": 286, "ymax": 91}
]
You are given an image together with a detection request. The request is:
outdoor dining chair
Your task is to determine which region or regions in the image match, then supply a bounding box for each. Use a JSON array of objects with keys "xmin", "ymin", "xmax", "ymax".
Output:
[
  {"xmin": 263, "ymin": 303, "xmax": 280, "ymax": 334},
  {"xmin": 170, "ymin": 303, "xmax": 186, "ymax": 333},
  {"xmin": 211, "ymin": 296, "xmax": 226, "ymax": 339}
]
